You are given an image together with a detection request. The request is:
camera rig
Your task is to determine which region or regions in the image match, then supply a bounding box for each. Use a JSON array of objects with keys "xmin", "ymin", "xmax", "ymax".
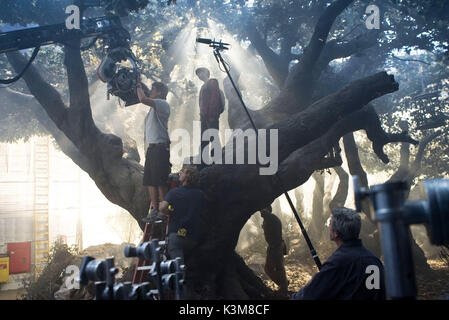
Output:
[
  {"xmin": 0, "ymin": 1, "xmax": 149, "ymax": 106},
  {"xmin": 354, "ymin": 177, "xmax": 449, "ymax": 299},
  {"xmin": 79, "ymin": 239, "xmax": 185, "ymax": 300}
]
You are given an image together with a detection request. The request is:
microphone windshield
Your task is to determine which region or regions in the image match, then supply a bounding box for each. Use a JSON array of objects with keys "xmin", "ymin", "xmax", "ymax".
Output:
[{"xmin": 196, "ymin": 38, "xmax": 212, "ymax": 44}]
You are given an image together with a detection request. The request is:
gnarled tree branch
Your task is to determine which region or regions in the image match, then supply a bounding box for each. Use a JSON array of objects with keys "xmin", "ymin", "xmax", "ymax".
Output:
[
  {"xmin": 258, "ymin": 0, "xmax": 355, "ymax": 122},
  {"xmin": 4, "ymin": 87, "xmax": 91, "ymax": 172}
]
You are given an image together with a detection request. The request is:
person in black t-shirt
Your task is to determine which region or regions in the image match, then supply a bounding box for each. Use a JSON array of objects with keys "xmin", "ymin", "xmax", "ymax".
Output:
[{"xmin": 159, "ymin": 165, "xmax": 204, "ymax": 262}]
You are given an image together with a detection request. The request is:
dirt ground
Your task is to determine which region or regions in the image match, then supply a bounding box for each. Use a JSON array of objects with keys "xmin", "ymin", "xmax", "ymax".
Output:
[
  {"xmin": 0, "ymin": 289, "xmax": 26, "ymax": 300},
  {"xmin": 416, "ymin": 260, "xmax": 449, "ymax": 299}
]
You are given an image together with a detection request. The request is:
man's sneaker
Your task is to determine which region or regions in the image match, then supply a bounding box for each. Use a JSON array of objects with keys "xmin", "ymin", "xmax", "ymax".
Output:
[{"xmin": 142, "ymin": 210, "xmax": 166, "ymax": 223}]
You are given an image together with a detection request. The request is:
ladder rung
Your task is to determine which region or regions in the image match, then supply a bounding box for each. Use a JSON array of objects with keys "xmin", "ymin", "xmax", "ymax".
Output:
[
  {"xmin": 35, "ymin": 219, "xmax": 49, "ymax": 223},
  {"xmin": 36, "ymin": 192, "xmax": 49, "ymax": 196},
  {"xmin": 35, "ymin": 258, "xmax": 48, "ymax": 262},
  {"xmin": 35, "ymin": 174, "xmax": 49, "ymax": 178},
  {"xmin": 36, "ymin": 253, "xmax": 48, "ymax": 258},
  {"xmin": 137, "ymin": 266, "xmax": 153, "ymax": 271},
  {"xmin": 35, "ymin": 220, "xmax": 49, "ymax": 224}
]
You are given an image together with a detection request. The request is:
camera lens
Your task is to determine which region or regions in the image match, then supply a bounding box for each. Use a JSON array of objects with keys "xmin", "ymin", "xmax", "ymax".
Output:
[
  {"xmin": 124, "ymin": 245, "xmax": 137, "ymax": 257},
  {"xmin": 116, "ymin": 68, "xmax": 133, "ymax": 90},
  {"xmin": 160, "ymin": 260, "xmax": 176, "ymax": 274},
  {"xmin": 124, "ymin": 242, "xmax": 152, "ymax": 260},
  {"xmin": 85, "ymin": 260, "xmax": 106, "ymax": 282},
  {"xmin": 424, "ymin": 179, "xmax": 449, "ymax": 245},
  {"xmin": 161, "ymin": 274, "xmax": 176, "ymax": 291}
]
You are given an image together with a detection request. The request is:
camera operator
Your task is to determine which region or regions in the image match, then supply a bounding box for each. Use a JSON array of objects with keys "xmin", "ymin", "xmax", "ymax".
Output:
[
  {"xmin": 136, "ymin": 78, "xmax": 171, "ymax": 219},
  {"xmin": 159, "ymin": 165, "xmax": 204, "ymax": 263},
  {"xmin": 291, "ymin": 207, "xmax": 385, "ymax": 300}
]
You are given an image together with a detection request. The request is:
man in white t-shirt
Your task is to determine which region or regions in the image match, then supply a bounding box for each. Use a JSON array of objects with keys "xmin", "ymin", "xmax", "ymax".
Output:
[{"xmin": 136, "ymin": 80, "xmax": 171, "ymax": 218}]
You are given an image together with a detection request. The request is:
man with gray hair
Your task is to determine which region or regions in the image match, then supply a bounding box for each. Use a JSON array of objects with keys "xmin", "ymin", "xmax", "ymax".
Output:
[{"xmin": 291, "ymin": 207, "xmax": 385, "ymax": 300}]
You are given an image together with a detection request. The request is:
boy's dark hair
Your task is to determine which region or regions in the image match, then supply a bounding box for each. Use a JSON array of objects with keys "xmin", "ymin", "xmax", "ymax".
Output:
[
  {"xmin": 195, "ymin": 67, "xmax": 210, "ymax": 78},
  {"xmin": 260, "ymin": 205, "xmax": 273, "ymax": 218},
  {"xmin": 181, "ymin": 165, "xmax": 200, "ymax": 188},
  {"xmin": 152, "ymin": 82, "xmax": 169, "ymax": 100}
]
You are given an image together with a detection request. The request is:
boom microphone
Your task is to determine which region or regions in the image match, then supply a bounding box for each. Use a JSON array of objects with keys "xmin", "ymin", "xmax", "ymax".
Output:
[
  {"xmin": 196, "ymin": 37, "xmax": 212, "ymax": 44},
  {"xmin": 196, "ymin": 38, "xmax": 230, "ymax": 50}
]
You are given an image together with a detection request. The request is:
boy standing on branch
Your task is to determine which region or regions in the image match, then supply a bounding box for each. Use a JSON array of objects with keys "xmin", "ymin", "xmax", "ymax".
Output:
[
  {"xmin": 136, "ymin": 78, "xmax": 171, "ymax": 220},
  {"xmin": 195, "ymin": 67, "xmax": 225, "ymax": 165}
]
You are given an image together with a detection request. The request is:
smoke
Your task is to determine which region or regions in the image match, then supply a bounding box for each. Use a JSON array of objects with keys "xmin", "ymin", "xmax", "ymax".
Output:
[{"xmin": 89, "ymin": 80, "xmax": 148, "ymax": 163}]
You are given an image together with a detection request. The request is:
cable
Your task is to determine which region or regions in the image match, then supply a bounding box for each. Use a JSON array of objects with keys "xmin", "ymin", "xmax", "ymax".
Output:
[
  {"xmin": 0, "ymin": 46, "xmax": 41, "ymax": 84},
  {"xmin": 213, "ymin": 49, "xmax": 322, "ymax": 270}
]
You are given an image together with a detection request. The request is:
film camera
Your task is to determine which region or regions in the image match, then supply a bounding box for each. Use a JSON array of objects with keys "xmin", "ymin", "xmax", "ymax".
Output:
[
  {"xmin": 79, "ymin": 239, "xmax": 185, "ymax": 300},
  {"xmin": 79, "ymin": 1, "xmax": 152, "ymax": 106},
  {"xmin": 79, "ymin": 1, "xmax": 152, "ymax": 107},
  {"xmin": 354, "ymin": 178, "xmax": 449, "ymax": 299},
  {"xmin": 97, "ymin": 45, "xmax": 150, "ymax": 107}
]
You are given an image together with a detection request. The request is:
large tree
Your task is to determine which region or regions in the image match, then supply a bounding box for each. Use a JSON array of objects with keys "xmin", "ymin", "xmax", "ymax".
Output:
[{"xmin": 2, "ymin": 0, "xmax": 447, "ymax": 298}]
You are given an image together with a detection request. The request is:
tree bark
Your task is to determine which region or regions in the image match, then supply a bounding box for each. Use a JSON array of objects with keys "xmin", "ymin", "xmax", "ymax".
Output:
[
  {"xmin": 309, "ymin": 172, "xmax": 325, "ymax": 239},
  {"xmin": 329, "ymin": 166, "xmax": 349, "ymax": 210},
  {"xmin": 4, "ymin": 87, "xmax": 91, "ymax": 172}
]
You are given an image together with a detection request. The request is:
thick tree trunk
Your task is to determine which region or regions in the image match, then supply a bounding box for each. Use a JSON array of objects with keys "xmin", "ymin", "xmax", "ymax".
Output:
[
  {"xmin": 309, "ymin": 172, "xmax": 325, "ymax": 239},
  {"xmin": 329, "ymin": 166, "xmax": 349, "ymax": 210},
  {"xmin": 343, "ymin": 132, "xmax": 371, "ymax": 216}
]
